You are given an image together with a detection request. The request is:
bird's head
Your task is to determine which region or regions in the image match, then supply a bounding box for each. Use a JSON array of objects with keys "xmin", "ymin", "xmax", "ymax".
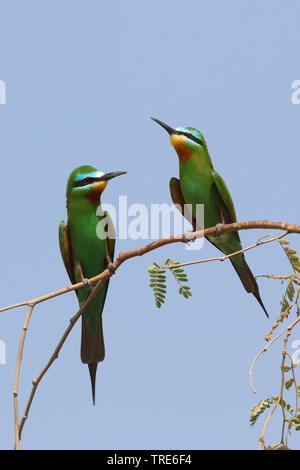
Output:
[
  {"xmin": 151, "ymin": 118, "xmax": 206, "ymax": 161},
  {"xmin": 66, "ymin": 165, "xmax": 126, "ymax": 204}
]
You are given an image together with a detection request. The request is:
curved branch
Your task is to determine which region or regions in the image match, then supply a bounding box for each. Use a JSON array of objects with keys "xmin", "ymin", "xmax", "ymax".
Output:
[
  {"xmin": 18, "ymin": 278, "xmax": 106, "ymax": 443},
  {"xmin": 2, "ymin": 220, "xmax": 299, "ymax": 315},
  {"xmin": 249, "ymin": 316, "xmax": 300, "ymax": 393},
  {"xmin": 5, "ymin": 219, "xmax": 300, "ymax": 448},
  {"xmin": 161, "ymin": 232, "xmax": 289, "ymax": 270},
  {"xmin": 13, "ymin": 304, "xmax": 34, "ymax": 450}
]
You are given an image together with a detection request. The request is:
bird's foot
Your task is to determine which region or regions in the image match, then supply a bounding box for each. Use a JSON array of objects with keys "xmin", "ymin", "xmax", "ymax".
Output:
[
  {"xmin": 76, "ymin": 260, "xmax": 92, "ymax": 290},
  {"xmin": 183, "ymin": 231, "xmax": 195, "ymax": 244},
  {"xmin": 105, "ymin": 256, "xmax": 116, "ymax": 274},
  {"xmin": 82, "ymin": 277, "xmax": 92, "ymax": 290},
  {"xmin": 215, "ymin": 224, "xmax": 224, "ymax": 236},
  {"xmin": 107, "ymin": 263, "xmax": 116, "ymax": 274}
]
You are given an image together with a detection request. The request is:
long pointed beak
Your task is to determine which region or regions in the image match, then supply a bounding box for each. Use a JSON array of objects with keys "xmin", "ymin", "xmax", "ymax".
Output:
[
  {"xmin": 151, "ymin": 117, "xmax": 177, "ymax": 135},
  {"xmin": 97, "ymin": 171, "xmax": 127, "ymax": 182}
]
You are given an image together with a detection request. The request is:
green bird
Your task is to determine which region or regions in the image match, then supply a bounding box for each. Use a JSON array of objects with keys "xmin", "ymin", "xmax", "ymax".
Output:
[
  {"xmin": 59, "ymin": 166, "xmax": 126, "ymax": 404},
  {"xmin": 152, "ymin": 118, "xmax": 268, "ymax": 317}
]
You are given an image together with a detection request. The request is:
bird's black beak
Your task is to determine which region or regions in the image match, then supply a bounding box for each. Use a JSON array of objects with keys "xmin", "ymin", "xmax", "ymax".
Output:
[
  {"xmin": 151, "ymin": 117, "xmax": 178, "ymax": 135},
  {"xmin": 97, "ymin": 171, "xmax": 127, "ymax": 182}
]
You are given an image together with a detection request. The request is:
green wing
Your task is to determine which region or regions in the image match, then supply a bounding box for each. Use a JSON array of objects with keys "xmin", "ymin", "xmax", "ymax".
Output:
[
  {"xmin": 84, "ymin": 210, "xmax": 116, "ymax": 313},
  {"xmin": 211, "ymin": 170, "xmax": 237, "ymax": 223},
  {"xmin": 104, "ymin": 211, "xmax": 116, "ymax": 263},
  {"xmin": 170, "ymin": 177, "xmax": 186, "ymax": 210},
  {"xmin": 59, "ymin": 220, "xmax": 75, "ymax": 284},
  {"xmin": 99, "ymin": 211, "xmax": 116, "ymax": 311},
  {"xmin": 169, "ymin": 177, "xmax": 196, "ymax": 229}
]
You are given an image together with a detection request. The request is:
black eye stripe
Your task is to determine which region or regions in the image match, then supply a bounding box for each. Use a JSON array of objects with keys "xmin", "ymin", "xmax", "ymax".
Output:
[
  {"xmin": 178, "ymin": 131, "xmax": 202, "ymax": 146},
  {"xmin": 74, "ymin": 177, "xmax": 99, "ymax": 188}
]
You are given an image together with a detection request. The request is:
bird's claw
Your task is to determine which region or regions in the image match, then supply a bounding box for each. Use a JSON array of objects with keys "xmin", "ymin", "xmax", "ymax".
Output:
[
  {"xmin": 183, "ymin": 231, "xmax": 195, "ymax": 244},
  {"xmin": 82, "ymin": 278, "xmax": 91, "ymax": 289},
  {"xmin": 107, "ymin": 263, "xmax": 116, "ymax": 274},
  {"xmin": 215, "ymin": 224, "xmax": 224, "ymax": 236}
]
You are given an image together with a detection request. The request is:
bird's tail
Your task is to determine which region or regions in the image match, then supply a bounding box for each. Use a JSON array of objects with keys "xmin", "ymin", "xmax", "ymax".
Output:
[
  {"xmin": 81, "ymin": 316, "xmax": 105, "ymax": 405},
  {"xmin": 230, "ymin": 257, "xmax": 269, "ymax": 318},
  {"xmin": 88, "ymin": 363, "xmax": 98, "ymax": 406}
]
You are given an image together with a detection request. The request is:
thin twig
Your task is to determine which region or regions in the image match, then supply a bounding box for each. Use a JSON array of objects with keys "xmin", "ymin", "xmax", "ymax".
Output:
[
  {"xmin": 258, "ymin": 396, "xmax": 281, "ymax": 450},
  {"xmin": 286, "ymin": 351, "xmax": 298, "ymax": 420},
  {"xmin": 249, "ymin": 316, "xmax": 300, "ymax": 393},
  {"xmin": 161, "ymin": 232, "xmax": 289, "ymax": 270},
  {"xmin": 258, "ymin": 329, "xmax": 292, "ymax": 449},
  {"xmin": 13, "ymin": 304, "xmax": 34, "ymax": 450},
  {"xmin": 279, "ymin": 331, "xmax": 291, "ymax": 447},
  {"xmin": 17, "ymin": 278, "xmax": 106, "ymax": 444}
]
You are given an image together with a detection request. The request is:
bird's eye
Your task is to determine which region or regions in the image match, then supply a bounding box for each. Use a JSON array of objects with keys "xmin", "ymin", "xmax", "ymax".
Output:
[
  {"xmin": 83, "ymin": 177, "xmax": 93, "ymax": 184},
  {"xmin": 184, "ymin": 132, "xmax": 202, "ymax": 145},
  {"xmin": 74, "ymin": 176, "xmax": 96, "ymax": 188}
]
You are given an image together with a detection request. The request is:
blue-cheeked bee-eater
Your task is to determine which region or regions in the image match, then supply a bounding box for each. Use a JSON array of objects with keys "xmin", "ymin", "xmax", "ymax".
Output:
[{"xmin": 59, "ymin": 165, "xmax": 126, "ymax": 404}]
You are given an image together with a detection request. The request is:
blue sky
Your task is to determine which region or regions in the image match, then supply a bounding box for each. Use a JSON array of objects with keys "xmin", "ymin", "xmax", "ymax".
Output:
[{"xmin": 0, "ymin": 0, "xmax": 300, "ymax": 450}]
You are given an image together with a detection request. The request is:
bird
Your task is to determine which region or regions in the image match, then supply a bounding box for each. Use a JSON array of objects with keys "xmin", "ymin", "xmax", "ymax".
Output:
[
  {"xmin": 59, "ymin": 165, "xmax": 126, "ymax": 404},
  {"xmin": 151, "ymin": 118, "xmax": 268, "ymax": 317}
]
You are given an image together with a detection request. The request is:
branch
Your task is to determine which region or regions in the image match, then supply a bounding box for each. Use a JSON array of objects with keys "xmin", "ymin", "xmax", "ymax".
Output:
[
  {"xmin": 161, "ymin": 232, "xmax": 289, "ymax": 270},
  {"xmin": 4, "ymin": 219, "xmax": 300, "ymax": 448},
  {"xmin": 258, "ymin": 328, "xmax": 292, "ymax": 450},
  {"xmin": 13, "ymin": 304, "xmax": 34, "ymax": 450},
  {"xmin": 249, "ymin": 311, "xmax": 300, "ymax": 394},
  {"xmin": 17, "ymin": 278, "xmax": 106, "ymax": 446},
  {"xmin": 2, "ymin": 220, "xmax": 299, "ymax": 315}
]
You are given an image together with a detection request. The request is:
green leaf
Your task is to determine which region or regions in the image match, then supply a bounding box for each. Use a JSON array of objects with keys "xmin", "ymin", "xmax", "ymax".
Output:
[
  {"xmin": 148, "ymin": 259, "xmax": 192, "ymax": 309},
  {"xmin": 285, "ymin": 379, "xmax": 295, "ymax": 391},
  {"xmin": 148, "ymin": 266, "xmax": 156, "ymax": 273},
  {"xmin": 250, "ymin": 397, "xmax": 279, "ymax": 427},
  {"xmin": 289, "ymin": 254, "xmax": 299, "ymax": 264},
  {"xmin": 287, "ymin": 282, "xmax": 295, "ymax": 302},
  {"xmin": 156, "ymin": 289, "xmax": 166, "ymax": 294},
  {"xmin": 157, "ymin": 283, "xmax": 167, "ymax": 289},
  {"xmin": 279, "ymin": 239, "xmax": 290, "ymax": 245}
]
